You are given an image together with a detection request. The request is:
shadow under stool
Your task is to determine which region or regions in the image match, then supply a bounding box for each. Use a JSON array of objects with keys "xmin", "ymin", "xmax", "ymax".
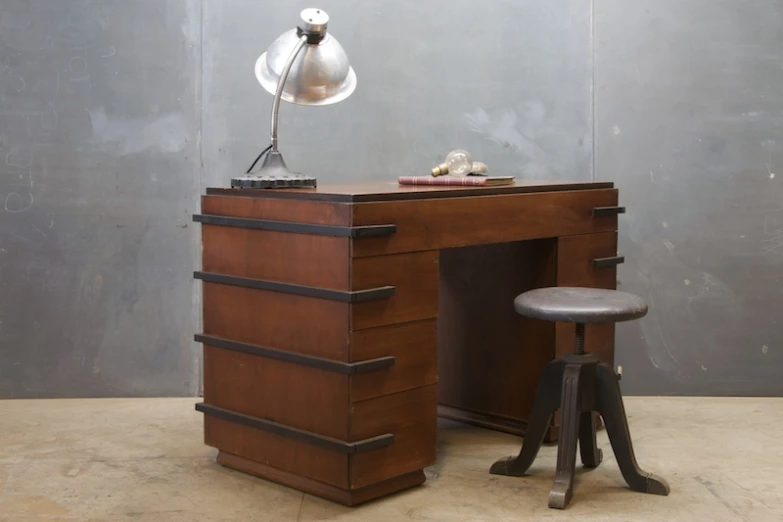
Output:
[{"xmin": 489, "ymin": 286, "xmax": 670, "ymax": 509}]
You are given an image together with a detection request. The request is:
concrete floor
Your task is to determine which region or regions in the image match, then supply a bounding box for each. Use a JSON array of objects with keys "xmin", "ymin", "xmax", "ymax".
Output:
[{"xmin": 0, "ymin": 397, "xmax": 780, "ymax": 521}]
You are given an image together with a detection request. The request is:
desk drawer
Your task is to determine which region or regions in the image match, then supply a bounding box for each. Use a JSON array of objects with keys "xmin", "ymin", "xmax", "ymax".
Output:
[
  {"xmin": 351, "ymin": 189, "xmax": 619, "ymax": 256},
  {"xmin": 350, "ymin": 384, "xmax": 437, "ymax": 489},
  {"xmin": 203, "ymin": 345, "xmax": 350, "ymax": 439},
  {"xmin": 202, "ymin": 225, "xmax": 350, "ymax": 290},
  {"xmin": 350, "ymin": 319, "xmax": 438, "ymax": 402},
  {"xmin": 204, "ymin": 415, "xmax": 350, "ymax": 489},
  {"xmin": 202, "ymin": 282, "xmax": 350, "ymax": 361},
  {"xmin": 350, "ymin": 251, "xmax": 439, "ymax": 330}
]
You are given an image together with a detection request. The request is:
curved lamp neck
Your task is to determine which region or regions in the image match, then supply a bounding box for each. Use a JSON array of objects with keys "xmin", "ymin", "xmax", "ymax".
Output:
[{"xmin": 270, "ymin": 34, "xmax": 308, "ymax": 152}]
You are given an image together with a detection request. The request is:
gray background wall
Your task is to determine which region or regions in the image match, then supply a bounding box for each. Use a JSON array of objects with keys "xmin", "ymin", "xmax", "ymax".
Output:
[
  {"xmin": 0, "ymin": 0, "xmax": 780, "ymax": 398},
  {"xmin": 0, "ymin": 0, "xmax": 202, "ymax": 397},
  {"xmin": 597, "ymin": 0, "xmax": 783, "ymax": 395}
]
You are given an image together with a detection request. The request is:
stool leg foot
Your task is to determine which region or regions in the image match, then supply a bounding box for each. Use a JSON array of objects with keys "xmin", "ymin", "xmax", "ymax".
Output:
[
  {"xmin": 579, "ymin": 411, "xmax": 603, "ymax": 468},
  {"xmin": 548, "ymin": 363, "xmax": 583, "ymax": 509},
  {"xmin": 490, "ymin": 360, "xmax": 564, "ymax": 477},
  {"xmin": 595, "ymin": 363, "xmax": 670, "ymax": 496}
]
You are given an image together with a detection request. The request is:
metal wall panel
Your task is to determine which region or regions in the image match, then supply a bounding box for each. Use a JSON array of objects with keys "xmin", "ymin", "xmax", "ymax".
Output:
[
  {"xmin": 0, "ymin": 0, "xmax": 202, "ymax": 397},
  {"xmin": 595, "ymin": 0, "xmax": 783, "ymax": 395}
]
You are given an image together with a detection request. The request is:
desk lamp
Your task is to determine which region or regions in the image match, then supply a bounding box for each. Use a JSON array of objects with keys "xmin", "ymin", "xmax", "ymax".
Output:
[{"xmin": 233, "ymin": 8, "xmax": 357, "ymax": 189}]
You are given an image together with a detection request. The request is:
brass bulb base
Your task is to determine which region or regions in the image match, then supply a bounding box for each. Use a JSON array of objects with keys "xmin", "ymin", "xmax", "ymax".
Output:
[{"xmin": 431, "ymin": 163, "xmax": 449, "ymax": 177}]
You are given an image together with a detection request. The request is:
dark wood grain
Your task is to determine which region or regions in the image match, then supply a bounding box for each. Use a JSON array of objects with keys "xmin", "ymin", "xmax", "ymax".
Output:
[
  {"xmin": 202, "ymin": 283, "xmax": 350, "ymax": 361},
  {"xmin": 437, "ymin": 240, "xmax": 557, "ymax": 431},
  {"xmin": 350, "ymin": 189, "xmax": 619, "ymax": 256},
  {"xmin": 203, "ymin": 345, "xmax": 349, "ymax": 439},
  {"xmin": 351, "ymin": 251, "xmax": 439, "ymax": 330},
  {"xmin": 350, "ymin": 319, "xmax": 438, "ymax": 402},
  {"xmin": 350, "ymin": 385, "xmax": 438, "ymax": 489},
  {"xmin": 207, "ymin": 180, "xmax": 614, "ymax": 202},
  {"xmin": 217, "ymin": 451, "xmax": 425, "ymax": 506},
  {"xmin": 201, "ymin": 194, "xmax": 350, "ymax": 224},
  {"xmin": 205, "ymin": 416, "xmax": 349, "ymax": 489},
  {"xmin": 202, "ymin": 225, "xmax": 350, "ymax": 289}
]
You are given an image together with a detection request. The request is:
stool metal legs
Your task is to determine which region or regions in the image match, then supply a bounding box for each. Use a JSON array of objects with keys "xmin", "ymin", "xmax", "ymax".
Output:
[
  {"xmin": 595, "ymin": 363, "xmax": 670, "ymax": 496},
  {"xmin": 490, "ymin": 353, "xmax": 670, "ymax": 509},
  {"xmin": 548, "ymin": 361, "xmax": 589, "ymax": 508},
  {"xmin": 489, "ymin": 359, "xmax": 564, "ymax": 477},
  {"xmin": 579, "ymin": 411, "xmax": 603, "ymax": 467}
]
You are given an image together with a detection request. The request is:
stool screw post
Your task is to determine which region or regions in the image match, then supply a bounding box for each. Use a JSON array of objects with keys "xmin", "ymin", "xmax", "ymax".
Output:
[{"xmin": 574, "ymin": 323, "xmax": 586, "ymax": 355}]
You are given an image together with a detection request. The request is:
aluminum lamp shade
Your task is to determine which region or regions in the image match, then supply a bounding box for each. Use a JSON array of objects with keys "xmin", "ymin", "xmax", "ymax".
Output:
[{"xmin": 255, "ymin": 29, "xmax": 356, "ymax": 106}]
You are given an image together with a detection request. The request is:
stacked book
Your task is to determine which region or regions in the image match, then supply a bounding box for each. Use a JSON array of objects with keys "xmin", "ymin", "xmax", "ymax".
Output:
[{"xmin": 398, "ymin": 175, "xmax": 514, "ymax": 187}]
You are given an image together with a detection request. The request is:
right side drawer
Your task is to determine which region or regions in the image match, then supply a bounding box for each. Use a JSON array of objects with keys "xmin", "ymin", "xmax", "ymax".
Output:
[{"xmin": 557, "ymin": 231, "xmax": 620, "ymax": 289}]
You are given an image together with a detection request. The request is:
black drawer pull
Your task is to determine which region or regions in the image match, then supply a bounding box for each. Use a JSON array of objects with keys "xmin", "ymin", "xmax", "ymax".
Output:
[
  {"xmin": 592, "ymin": 206, "xmax": 626, "ymax": 217},
  {"xmin": 193, "ymin": 213, "xmax": 396, "ymax": 238},
  {"xmin": 195, "ymin": 334, "xmax": 395, "ymax": 374},
  {"xmin": 592, "ymin": 256, "xmax": 625, "ymax": 269},
  {"xmin": 195, "ymin": 403, "xmax": 394, "ymax": 454}
]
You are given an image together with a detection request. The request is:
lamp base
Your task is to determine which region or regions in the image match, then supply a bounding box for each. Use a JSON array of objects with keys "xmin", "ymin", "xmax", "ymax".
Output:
[
  {"xmin": 258, "ymin": 150, "xmax": 293, "ymax": 177},
  {"xmin": 231, "ymin": 150, "xmax": 317, "ymax": 189}
]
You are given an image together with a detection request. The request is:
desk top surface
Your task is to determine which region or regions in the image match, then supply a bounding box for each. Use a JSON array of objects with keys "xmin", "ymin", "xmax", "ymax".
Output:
[{"xmin": 207, "ymin": 179, "xmax": 614, "ymax": 203}]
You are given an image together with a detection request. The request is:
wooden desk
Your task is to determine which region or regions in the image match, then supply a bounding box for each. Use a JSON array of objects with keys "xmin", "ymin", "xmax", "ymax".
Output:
[{"xmin": 193, "ymin": 180, "xmax": 624, "ymax": 505}]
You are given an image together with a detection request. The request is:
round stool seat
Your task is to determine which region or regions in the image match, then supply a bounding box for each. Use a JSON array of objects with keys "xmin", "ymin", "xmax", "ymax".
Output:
[{"xmin": 514, "ymin": 287, "xmax": 648, "ymax": 324}]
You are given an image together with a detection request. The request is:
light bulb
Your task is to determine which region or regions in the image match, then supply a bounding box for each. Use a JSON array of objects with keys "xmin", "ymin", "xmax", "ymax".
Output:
[{"xmin": 431, "ymin": 149, "xmax": 474, "ymax": 177}]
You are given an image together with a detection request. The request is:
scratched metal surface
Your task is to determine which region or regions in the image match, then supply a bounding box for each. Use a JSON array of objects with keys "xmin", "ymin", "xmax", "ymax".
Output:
[
  {"xmin": 595, "ymin": 0, "xmax": 783, "ymax": 395},
  {"xmin": 201, "ymin": 0, "xmax": 592, "ymax": 185},
  {"xmin": 0, "ymin": 0, "xmax": 202, "ymax": 397},
  {"xmin": 0, "ymin": 0, "xmax": 591, "ymax": 397}
]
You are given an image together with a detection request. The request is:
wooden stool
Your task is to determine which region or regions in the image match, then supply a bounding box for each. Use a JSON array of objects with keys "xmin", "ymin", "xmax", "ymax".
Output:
[{"xmin": 489, "ymin": 287, "xmax": 670, "ymax": 509}]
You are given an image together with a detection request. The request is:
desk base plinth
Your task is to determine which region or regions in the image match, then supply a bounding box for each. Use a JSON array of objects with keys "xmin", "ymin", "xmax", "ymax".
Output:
[{"xmin": 216, "ymin": 451, "xmax": 427, "ymax": 506}]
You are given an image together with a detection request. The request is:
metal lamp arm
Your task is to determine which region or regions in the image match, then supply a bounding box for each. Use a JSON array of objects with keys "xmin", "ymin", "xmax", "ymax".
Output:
[{"xmin": 270, "ymin": 34, "xmax": 308, "ymax": 152}]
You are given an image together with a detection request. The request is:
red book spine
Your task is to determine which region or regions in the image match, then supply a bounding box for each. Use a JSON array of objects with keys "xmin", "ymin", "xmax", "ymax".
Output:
[{"xmin": 398, "ymin": 176, "xmax": 487, "ymax": 186}]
